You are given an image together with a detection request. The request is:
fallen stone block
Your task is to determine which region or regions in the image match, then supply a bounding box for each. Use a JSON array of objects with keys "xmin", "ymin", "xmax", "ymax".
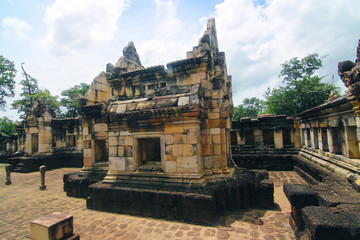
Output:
[
  {"xmin": 283, "ymin": 184, "xmax": 318, "ymax": 231},
  {"xmin": 30, "ymin": 212, "xmax": 79, "ymax": 240},
  {"xmin": 283, "ymin": 184, "xmax": 318, "ymax": 209},
  {"xmin": 302, "ymin": 206, "xmax": 359, "ymax": 240}
]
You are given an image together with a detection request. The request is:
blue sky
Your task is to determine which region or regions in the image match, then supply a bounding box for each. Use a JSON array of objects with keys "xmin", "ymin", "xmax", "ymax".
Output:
[{"xmin": 1, "ymin": 0, "xmax": 360, "ymax": 120}]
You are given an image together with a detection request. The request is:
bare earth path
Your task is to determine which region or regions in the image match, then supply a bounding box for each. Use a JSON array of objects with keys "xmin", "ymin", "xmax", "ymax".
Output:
[{"xmin": 0, "ymin": 165, "xmax": 306, "ymax": 240}]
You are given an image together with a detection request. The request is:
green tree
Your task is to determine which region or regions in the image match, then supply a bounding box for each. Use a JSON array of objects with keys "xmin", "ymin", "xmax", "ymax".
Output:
[
  {"xmin": 233, "ymin": 97, "xmax": 263, "ymax": 120},
  {"xmin": 60, "ymin": 83, "xmax": 89, "ymax": 118},
  {"xmin": 0, "ymin": 56, "xmax": 17, "ymax": 110},
  {"xmin": 11, "ymin": 63, "xmax": 60, "ymax": 119},
  {"xmin": 263, "ymin": 53, "xmax": 339, "ymax": 116},
  {"xmin": 0, "ymin": 116, "xmax": 16, "ymax": 136}
]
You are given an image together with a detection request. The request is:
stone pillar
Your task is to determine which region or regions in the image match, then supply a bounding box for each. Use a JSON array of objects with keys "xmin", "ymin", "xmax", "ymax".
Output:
[
  {"xmin": 5, "ymin": 165, "xmax": 12, "ymax": 185},
  {"xmin": 317, "ymin": 128, "xmax": 324, "ymax": 152},
  {"xmin": 304, "ymin": 129, "xmax": 311, "ymax": 147},
  {"xmin": 39, "ymin": 165, "xmax": 46, "ymax": 190},
  {"xmin": 238, "ymin": 130, "xmax": 244, "ymax": 145},
  {"xmin": 310, "ymin": 128, "xmax": 319, "ymax": 150},
  {"xmin": 327, "ymin": 128, "xmax": 335, "ymax": 153},
  {"xmin": 25, "ymin": 129, "xmax": 30, "ymax": 154},
  {"xmin": 254, "ymin": 130, "xmax": 263, "ymax": 146},
  {"xmin": 344, "ymin": 126, "xmax": 360, "ymax": 158},
  {"xmin": 274, "ymin": 129, "xmax": 283, "ymax": 149}
]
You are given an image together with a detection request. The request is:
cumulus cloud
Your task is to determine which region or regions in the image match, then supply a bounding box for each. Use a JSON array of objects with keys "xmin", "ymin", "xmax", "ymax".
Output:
[
  {"xmin": 138, "ymin": 0, "xmax": 198, "ymax": 67},
  {"xmin": 41, "ymin": 0, "xmax": 128, "ymax": 56},
  {"xmin": 1, "ymin": 17, "xmax": 32, "ymax": 41},
  {"xmin": 215, "ymin": 0, "xmax": 360, "ymax": 105}
]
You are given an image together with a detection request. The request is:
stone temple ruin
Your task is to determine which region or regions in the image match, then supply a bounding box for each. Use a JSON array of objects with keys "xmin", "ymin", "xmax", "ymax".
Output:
[
  {"xmin": 64, "ymin": 18, "xmax": 273, "ymax": 224},
  {"xmin": 1, "ymin": 100, "xmax": 83, "ymax": 172},
  {"xmin": 2, "ymin": 18, "xmax": 360, "ymax": 239}
]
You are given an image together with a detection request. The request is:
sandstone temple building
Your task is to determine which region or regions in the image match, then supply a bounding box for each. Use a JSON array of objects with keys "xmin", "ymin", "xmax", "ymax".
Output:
[
  {"xmin": 79, "ymin": 18, "xmax": 233, "ymax": 186},
  {"xmin": 65, "ymin": 18, "xmax": 274, "ymax": 224}
]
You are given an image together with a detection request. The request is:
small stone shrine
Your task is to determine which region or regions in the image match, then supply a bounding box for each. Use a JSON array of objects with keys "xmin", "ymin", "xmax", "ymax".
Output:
[
  {"xmin": 7, "ymin": 100, "xmax": 83, "ymax": 172},
  {"xmin": 66, "ymin": 18, "xmax": 274, "ymax": 224}
]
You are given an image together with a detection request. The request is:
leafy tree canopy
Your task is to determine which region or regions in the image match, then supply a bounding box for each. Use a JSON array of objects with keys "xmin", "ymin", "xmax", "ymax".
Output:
[
  {"xmin": 233, "ymin": 97, "xmax": 263, "ymax": 121},
  {"xmin": 11, "ymin": 64, "xmax": 60, "ymax": 119},
  {"xmin": 263, "ymin": 53, "xmax": 339, "ymax": 116},
  {"xmin": 0, "ymin": 55, "xmax": 17, "ymax": 110},
  {"xmin": 60, "ymin": 83, "xmax": 89, "ymax": 118},
  {"xmin": 0, "ymin": 116, "xmax": 17, "ymax": 136}
]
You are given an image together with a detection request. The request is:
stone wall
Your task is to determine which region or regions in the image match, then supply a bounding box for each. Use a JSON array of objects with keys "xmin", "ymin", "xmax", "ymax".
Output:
[
  {"xmin": 297, "ymin": 95, "xmax": 360, "ymax": 189},
  {"xmin": 231, "ymin": 115, "xmax": 300, "ymax": 170}
]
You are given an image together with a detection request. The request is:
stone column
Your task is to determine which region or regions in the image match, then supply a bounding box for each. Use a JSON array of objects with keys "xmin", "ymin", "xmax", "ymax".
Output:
[
  {"xmin": 310, "ymin": 128, "xmax": 315, "ymax": 150},
  {"xmin": 304, "ymin": 129, "xmax": 311, "ymax": 147},
  {"xmin": 39, "ymin": 165, "xmax": 46, "ymax": 190},
  {"xmin": 310, "ymin": 128, "xmax": 319, "ymax": 150},
  {"xmin": 254, "ymin": 130, "xmax": 263, "ymax": 146},
  {"xmin": 344, "ymin": 126, "xmax": 360, "ymax": 158},
  {"xmin": 5, "ymin": 165, "xmax": 12, "ymax": 185},
  {"xmin": 327, "ymin": 128, "xmax": 335, "ymax": 153},
  {"xmin": 274, "ymin": 129, "xmax": 283, "ymax": 149},
  {"xmin": 318, "ymin": 128, "xmax": 324, "ymax": 152}
]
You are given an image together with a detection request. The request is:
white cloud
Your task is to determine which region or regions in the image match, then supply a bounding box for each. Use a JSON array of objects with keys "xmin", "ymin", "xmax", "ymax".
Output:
[
  {"xmin": 154, "ymin": 0, "xmax": 182, "ymax": 39},
  {"xmin": 138, "ymin": 0, "xmax": 198, "ymax": 67},
  {"xmin": 215, "ymin": 0, "xmax": 360, "ymax": 104},
  {"xmin": 41, "ymin": 0, "xmax": 128, "ymax": 56},
  {"xmin": 1, "ymin": 17, "xmax": 32, "ymax": 41}
]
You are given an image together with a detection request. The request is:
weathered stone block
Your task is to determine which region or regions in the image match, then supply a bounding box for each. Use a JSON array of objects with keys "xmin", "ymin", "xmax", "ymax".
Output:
[
  {"xmin": 83, "ymin": 157, "xmax": 92, "ymax": 167},
  {"xmin": 108, "ymin": 131, "xmax": 120, "ymax": 137},
  {"xmin": 302, "ymin": 206, "xmax": 358, "ymax": 240},
  {"xmin": 120, "ymin": 130, "xmax": 131, "ymax": 136},
  {"xmin": 204, "ymin": 156, "xmax": 213, "ymax": 169},
  {"xmin": 183, "ymin": 144, "xmax": 194, "ymax": 156},
  {"xmin": 178, "ymin": 96, "xmax": 190, "ymax": 106},
  {"xmin": 130, "ymin": 202, "xmax": 143, "ymax": 215},
  {"xmin": 83, "ymin": 140, "xmax": 91, "ymax": 149},
  {"xmin": 109, "ymin": 157, "xmax": 125, "ymax": 171},
  {"xmin": 118, "ymin": 146, "xmax": 125, "ymax": 157},
  {"xmin": 208, "ymin": 119, "xmax": 220, "ymax": 128},
  {"xmin": 83, "ymin": 149, "xmax": 92, "ymax": 158},
  {"xmin": 283, "ymin": 184, "xmax": 318, "ymax": 209},
  {"xmin": 124, "ymin": 146, "xmax": 133, "ymax": 157},
  {"xmin": 136, "ymin": 101, "xmax": 154, "ymax": 110},
  {"xmin": 164, "ymin": 134, "xmax": 174, "ymax": 144},
  {"xmin": 123, "ymin": 136, "xmax": 133, "ymax": 146},
  {"xmin": 174, "ymin": 133, "xmax": 185, "ymax": 144},
  {"xmin": 165, "ymin": 124, "xmax": 184, "ymax": 134},
  {"xmin": 209, "ymin": 128, "xmax": 221, "ymax": 135},
  {"xmin": 31, "ymin": 212, "xmax": 76, "ymax": 240},
  {"xmin": 112, "ymin": 201, "xmax": 122, "ymax": 213},
  {"xmin": 177, "ymin": 156, "xmax": 199, "ymax": 173},
  {"xmin": 116, "ymin": 104, "xmax": 127, "ymax": 114},
  {"xmin": 94, "ymin": 123, "xmax": 108, "ymax": 132},
  {"xmin": 95, "ymin": 132, "xmax": 107, "ymax": 138},
  {"xmin": 212, "ymin": 134, "xmax": 221, "ymax": 144},
  {"xmin": 208, "ymin": 112, "xmax": 219, "ymax": 119},
  {"xmin": 186, "ymin": 128, "xmax": 199, "ymax": 144},
  {"xmin": 221, "ymin": 144, "xmax": 226, "ymax": 154},
  {"xmin": 172, "ymin": 144, "xmax": 183, "ymax": 157},
  {"xmin": 109, "ymin": 136, "xmax": 118, "ymax": 146},
  {"xmin": 113, "ymin": 188, "xmax": 132, "ymax": 202},
  {"xmin": 202, "ymin": 144, "xmax": 213, "ymax": 156},
  {"xmin": 165, "ymin": 160, "xmax": 177, "ymax": 172},
  {"xmin": 108, "ymin": 146, "xmax": 117, "ymax": 157},
  {"xmin": 213, "ymin": 144, "xmax": 221, "ymax": 155}
]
